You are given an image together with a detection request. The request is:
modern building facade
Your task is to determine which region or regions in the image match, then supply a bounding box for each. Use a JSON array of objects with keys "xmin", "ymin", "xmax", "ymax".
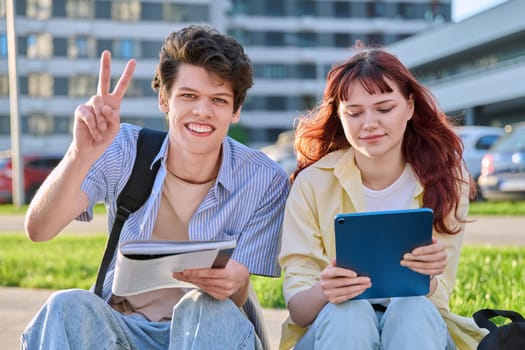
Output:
[
  {"xmin": 388, "ymin": 0, "xmax": 523, "ymax": 127},
  {"xmin": 0, "ymin": 0, "xmax": 451, "ymax": 153}
]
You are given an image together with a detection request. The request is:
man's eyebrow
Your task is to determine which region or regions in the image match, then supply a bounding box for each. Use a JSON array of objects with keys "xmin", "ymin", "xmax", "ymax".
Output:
[{"xmin": 178, "ymin": 86, "xmax": 233, "ymax": 98}]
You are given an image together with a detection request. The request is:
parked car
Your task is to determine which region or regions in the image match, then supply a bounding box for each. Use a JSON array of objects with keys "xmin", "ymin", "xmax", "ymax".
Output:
[
  {"xmin": 260, "ymin": 131, "xmax": 296, "ymax": 175},
  {"xmin": 478, "ymin": 122, "xmax": 525, "ymax": 201},
  {"xmin": 454, "ymin": 126, "xmax": 505, "ymax": 199},
  {"xmin": 0, "ymin": 151, "xmax": 62, "ymax": 204}
]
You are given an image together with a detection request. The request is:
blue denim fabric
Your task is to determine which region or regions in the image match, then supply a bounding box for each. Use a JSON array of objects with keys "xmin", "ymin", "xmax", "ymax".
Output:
[
  {"xmin": 295, "ymin": 296, "xmax": 453, "ymax": 350},
  {"xmin": 21, "ymin": 289, "xmax": 260, "ymax": 350}
]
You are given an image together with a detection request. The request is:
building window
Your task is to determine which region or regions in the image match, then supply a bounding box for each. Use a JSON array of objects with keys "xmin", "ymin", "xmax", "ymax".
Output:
[
  {"xmin": 27, "ymin": 33, "xmax": 53, "ymax": 58},
  {"xmin": 264, "ymin": 0, "xmax": 284, "ymax": 16},
  {"xmin": 0, "ymin": 75, "xmax": 8, "ymax": 96},
  {"xmin": 111, "ymin": 0, "xmax": 141, "ymax": 21},
  {"xmin": 266, "ymin": 96, "xmax": 287, "ymax": 111},
  {"xmin": 254, "ymin": 64, "xmax": 288, "ymax": 79},
  {"xmin": 54, "ymin": 116, "xmax": 72, "ymax": 134},
  {"xmin": 266, "ymin": 31, "xmax": 286, "ymax": 46},
  {"xmin": 296, "ymin": 63, "xmax": 316, "ymax": 79},
  {"xmin": 28, "ymin": 73, "xmax": 53, "ymax": 97},
  {"xmin": 66, "ymin": 0, "xmax": 94, "ymax": 19},
  {"xmin": 26, "ymin": 0, "xmax": 52, "ymax": 19},
  {"xmin": 69, "ymin": 75, "xmax": 96, "ymax": 97},
  {"xmin": 26, "ymin": 112, "xmax": 53, "ymax": 135},
  {"xmin": 296, "ymin": 32, "xmax": 316, "ymax": 47},
  {"xmin": 0, "ymin": 0, "xmax": 6, "ymax": 17},
  {"xmin": 0, "ymin": 34, "xmax": 7, "ymax": 57},
  {"xmin": 297, "ymin": 0, "xmax": 316, "ymax": 17},
  {"xmin": 163, "ymin": 4, "xmax": 209, "ymax": 22},
  {"xmin": 114, "ymin": 39, "xmax": 140, "ymax": 59},
  {"xmin": 299, "ymin": 94, "xmax": 317, "ymax": 110},
  {"xmin": 0, "ymin": 115, "xmax": 9, "ymax": 135},
  {"xmin": 119, "ymin": 80, "xmax": 143, "ymax": 97},
  {"xmin": 68, "ymin": 36, "xmax": 96, "ymax": 58}
]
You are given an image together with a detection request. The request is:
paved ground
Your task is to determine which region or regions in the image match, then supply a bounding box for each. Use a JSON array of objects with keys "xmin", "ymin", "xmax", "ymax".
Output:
[{"xmin": 1, "ymin": 214, "xmax": 523, "ymax": 349}]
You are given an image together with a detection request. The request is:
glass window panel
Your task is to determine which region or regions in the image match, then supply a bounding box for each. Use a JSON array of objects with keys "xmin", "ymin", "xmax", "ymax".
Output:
[
  {"xmin": 254, "ymin": 64, "xmax": 288, "ymax": 79},
  {"xmin": 0, "ymin": 34, "xmax": 7, "ymax": 57},
  {"xmin": 267, "ymin": 96, "xmax": 287, "ymax": 111},
  {"xmin": 0, "ymin": 115, "xmax": 9, "ymax": 135},
  {"xmin": 296, "ymin": 63, "xmax": 316, "ymax": 79},
  {"xmin": 163, "ymin": 4, "xmax": 208, "ymax": 22},
  {"xmin": 69, "ymin": 75, "xmax": 96, "ymax": 97},
  {"xmin": 54, "ymin": 77, "xmax": 68, "ymax": 95},
  {"xmin": 28, "ymin": 73, "xmax": 53, "ymax": 97},
  {"xmin": 141, "ymin": 41, "xmax": 161, "ymax": 58},
  {"xmin": 297, "ymin": 0, "xmax": 316, "ymax": 16},
  {"xmin": 296, "ymin": 32, "xmax": 316, "ymax": 47},
  {"xmin": 141, "ymin": 2, "xmax": 162, "ymax": 21},
  {"xmin": 266, "ymin": 32, "xmax": 285, "ymax": 46},
  {"xmin": 53, "ymin": 38, "xmax": 68, "ymax": 56},
  {"xmin": 111, "ymin": 0, "xmax": 141, "ymax": 22},
  {"xmin": 66, "ymin": 0, "xmax": 94, "ymax": 19},
  {"xmin": 53, "ymin": 116, "xmax": 72, "ymax": 134},
  {"xmin": 97, "ymin": 39, "xmax": 113, "ymax": 54},
  {"xmin": 27, "ymin": 33, "xmax": 53, "ymax": 58},
  {"xmin": 0, "ymin": 75, "xmax": 8, "ymax": 95},
  {"xmin": 26, "ymin": 113, "xmax": 54, "ymax": 135},
  {"xmin": 52, "ymin": 0, "xmax": 66, "ymax": 17},
  {"xmin": 68, "ymin": 36, "xmax": 96, "ymax": 58},
  {"xmin": 95, "ymin": 0, "xmax": 110, "ymax": 19},
  {"xmin": 113, "ymin": 39, "xmax": 140, "ymax": 59},
  {"xmin": 26, "ymin": 0, "xmax": 52, "ymax": 19}
]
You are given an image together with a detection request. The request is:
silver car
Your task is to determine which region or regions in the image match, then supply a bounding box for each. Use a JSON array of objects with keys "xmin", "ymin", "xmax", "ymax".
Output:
[{"xmin": 478, "ymin": 123, "xmax": 525, "ymax": 201}]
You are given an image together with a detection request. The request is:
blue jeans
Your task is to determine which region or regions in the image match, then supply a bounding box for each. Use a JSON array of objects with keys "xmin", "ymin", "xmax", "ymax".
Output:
[
  {"xmin": 21, "ymin": 289, "xmax": 260, "ymax": 350},
  {"xmin": 295, "ymin": 296, "xmax": 453, "ymax": 350}
]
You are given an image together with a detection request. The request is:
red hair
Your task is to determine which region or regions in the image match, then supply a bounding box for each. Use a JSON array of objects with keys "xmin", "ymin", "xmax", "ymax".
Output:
[{"xmin": 292, "ymin": 49, "xmax": 475, "ymax": 234}]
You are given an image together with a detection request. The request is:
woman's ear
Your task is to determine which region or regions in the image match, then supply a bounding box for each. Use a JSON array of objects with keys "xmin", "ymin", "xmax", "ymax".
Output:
[{"xmin": 407, "ymin": 94, "xmax": 415, "ymax": 120}]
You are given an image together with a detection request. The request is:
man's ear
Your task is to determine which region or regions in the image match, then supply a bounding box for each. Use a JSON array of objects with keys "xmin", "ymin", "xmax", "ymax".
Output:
[
  {"xmin": 158, "ymin": 92, "xmax": 169, "ymax": 113},
  {"xmin": 231, "ymin": 106, "xmax": 242, "ymax": 124}
]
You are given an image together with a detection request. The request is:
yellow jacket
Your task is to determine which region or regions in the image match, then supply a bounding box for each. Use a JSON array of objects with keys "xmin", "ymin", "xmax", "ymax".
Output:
[{"xmin": 278, "ymin": 148, "xmax": 487, "ymax": 350}]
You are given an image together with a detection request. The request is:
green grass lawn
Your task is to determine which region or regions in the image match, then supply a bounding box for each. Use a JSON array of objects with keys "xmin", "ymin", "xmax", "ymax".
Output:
[
  {"xmin": 2, "ymin": 200, "xmax": 525, "ymax": 215},
  {"xmin": 1, "ymin": 233, "xmax": 523, "ymax": 319}
]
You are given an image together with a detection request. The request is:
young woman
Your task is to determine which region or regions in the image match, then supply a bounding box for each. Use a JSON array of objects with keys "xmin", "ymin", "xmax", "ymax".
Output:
[{"xmin": 278, "ymin": 47, "xmax": 487, "ymax": 350}]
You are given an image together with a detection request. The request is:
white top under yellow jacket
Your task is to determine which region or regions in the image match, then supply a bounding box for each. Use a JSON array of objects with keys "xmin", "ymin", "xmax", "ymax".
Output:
[{"xmin": 278, "ymin": 148, "xmax": 487, "ymax": 350}]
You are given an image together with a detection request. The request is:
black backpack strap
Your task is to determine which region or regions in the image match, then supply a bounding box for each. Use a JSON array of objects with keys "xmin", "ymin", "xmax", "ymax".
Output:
[
  {"xmin": 94, "ymin": 128, "xmax": 167, "ymax": 297},
  {"xmin": 473, "ymin": 308, "xmax": 525, "ymax": 332}
]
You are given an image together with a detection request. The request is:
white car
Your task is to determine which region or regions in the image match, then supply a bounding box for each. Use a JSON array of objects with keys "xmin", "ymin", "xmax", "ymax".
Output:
[{"xmin": 454, "ymin": 126, "xmax": 505, "ymax": 198}]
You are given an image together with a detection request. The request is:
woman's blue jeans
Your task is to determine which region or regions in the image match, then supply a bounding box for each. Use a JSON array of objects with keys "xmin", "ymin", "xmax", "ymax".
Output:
[
  {"xmin": 295, "ymin": 296, "xmax": 453, "ymax": 350},
  {"xmin": 21, "ymin": 288, "xmax": 260, "ymax": 350}
]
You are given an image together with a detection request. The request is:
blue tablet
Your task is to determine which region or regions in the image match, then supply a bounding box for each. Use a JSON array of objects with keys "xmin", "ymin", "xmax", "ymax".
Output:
[{"xmin": 334, "ymin": 208, "xmax": 433, "ymax": 300}]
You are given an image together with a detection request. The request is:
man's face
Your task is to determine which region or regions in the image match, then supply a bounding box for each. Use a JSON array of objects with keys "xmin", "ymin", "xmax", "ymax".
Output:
[{"xmin": 160, "ymin": 64, "xmax": 240, "ymax": 157}]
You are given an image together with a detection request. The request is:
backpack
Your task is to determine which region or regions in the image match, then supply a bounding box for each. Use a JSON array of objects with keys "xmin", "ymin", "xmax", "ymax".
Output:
[
  {"xmin": 474, "ymin": 308, "xmax": 525, "ymax": 350},
  {"xmin": 93, "ymin": 127, "xmax": 270, "ymax": 349}
]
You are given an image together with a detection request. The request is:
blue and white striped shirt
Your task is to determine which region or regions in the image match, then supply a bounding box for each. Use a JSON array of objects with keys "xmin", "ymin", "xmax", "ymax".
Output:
[{"xmin": 79, "ymin": 123, "xmax": 290, "ymax": 300}]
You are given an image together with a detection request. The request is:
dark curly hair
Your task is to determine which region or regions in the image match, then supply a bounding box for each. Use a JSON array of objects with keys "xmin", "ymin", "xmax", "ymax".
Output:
[{"xmin": 151, "ymin": 25, "xmax": 253, "ymax": 113}]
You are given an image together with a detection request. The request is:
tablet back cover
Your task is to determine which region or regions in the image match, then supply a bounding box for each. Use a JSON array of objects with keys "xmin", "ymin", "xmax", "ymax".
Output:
[{"xmin": 335, "ymin": 208, "xmax": 433, "ymax": 300}]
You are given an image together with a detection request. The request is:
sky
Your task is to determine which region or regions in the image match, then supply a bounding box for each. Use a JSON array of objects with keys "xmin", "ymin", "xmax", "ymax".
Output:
[{"xmin": 452, "ymin": 0, "xmax": 509, "ymax": 22}]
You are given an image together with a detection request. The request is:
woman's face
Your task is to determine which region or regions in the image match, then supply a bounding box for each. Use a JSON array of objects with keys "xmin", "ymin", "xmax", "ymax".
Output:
[{"xmin": 337, "ymin": 77, "xmax": 414, "ymax": 161}]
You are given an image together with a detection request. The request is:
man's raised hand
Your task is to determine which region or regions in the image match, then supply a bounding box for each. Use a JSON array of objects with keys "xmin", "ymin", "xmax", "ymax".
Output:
[{"xmin": 73, "ymin": 50, "xmax": 136, "ymax": 158}]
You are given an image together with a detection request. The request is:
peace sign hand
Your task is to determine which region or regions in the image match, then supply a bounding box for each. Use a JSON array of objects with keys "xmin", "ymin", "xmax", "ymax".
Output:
[{"xmin": 72, "ymin": 50, "xmax": 136, "ymax": 161}]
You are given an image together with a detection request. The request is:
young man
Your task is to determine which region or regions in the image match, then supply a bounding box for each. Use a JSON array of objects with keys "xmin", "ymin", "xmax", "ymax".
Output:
[{"xmin": 22, "ymin": 25, "xmax": 290, "ymax": 350}]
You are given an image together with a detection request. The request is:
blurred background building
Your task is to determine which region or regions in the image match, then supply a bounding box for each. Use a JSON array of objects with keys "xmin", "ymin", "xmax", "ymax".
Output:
[
  {"xmin": 1, "ymin": 0, "xmax": 453, "ymax": 152},
  {"xmin": 389, "ymin": 0, "xmax": 524, "ymax": 127}
]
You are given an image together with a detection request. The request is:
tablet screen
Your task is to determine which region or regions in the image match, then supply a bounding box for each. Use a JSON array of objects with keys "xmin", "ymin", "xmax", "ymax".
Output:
[{"xmin": 334, "ymin": 208, "xmax": 433, "ymax": 300}]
